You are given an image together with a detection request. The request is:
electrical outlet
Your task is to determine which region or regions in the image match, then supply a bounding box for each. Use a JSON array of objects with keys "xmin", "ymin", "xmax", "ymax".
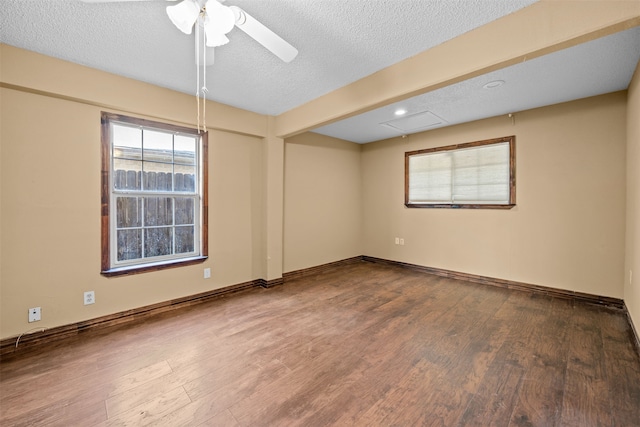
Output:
[
  {"xmin": 84, "ymin": 291, "xmax": 95, "ymax": 305},
  {"xmin": 399, "ymin": 238, "xmax": 405, "ymax": 245},
  {"xmin": 28, "ymin": 307, "xmax": 41, "ymax": 323},
  {"xmin": 204, "ymin": 268, "xmax": 211, "ymax": 279}
]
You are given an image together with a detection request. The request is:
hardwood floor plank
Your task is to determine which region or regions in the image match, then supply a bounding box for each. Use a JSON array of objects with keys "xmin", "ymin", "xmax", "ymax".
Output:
[
  {"xmin": 2, "ymin": 261, "xmax": 639, "ymax": 426},
  {"xmin": 107, "ymin": 360, "xmax": 174, "ymax": 399},
  {"xmin": 459, "ymin": 361, "xmax": 524, "ymax": 426},
  {"xmin": 559, "ymin": 369, "xmax": 610, "ymax": 427},
  {"xmin": 226, "ymin": 350, "xmax": 367, "ymax": 426},
  {"xmin": 412, "ymin": 291, "xmax": 510, "ymax": 394},
  {"xmin": 352, "ymin": 358, "xmax": 440, "ymax": 426},
  {"xmin": 0, "ymin": 395, "xmax": 107, "ymax": 427},
  {"xmin": 182, "ymin": 358, "xmax": 290, "ymax": 405},
  {"xmin": 147, "ymin": 379, "xmax": 231, "ymax": 425},
  {"xmin": 509, "ymin": 365, "xmax": 566, "ymax": 427},
  {"xmin": 147, "ymin": 399, "xmax": 239, "ymax": 427},
  {"xmin": 106, "ymin": 369, "xmax": 192, "ymax": 418},
  {"xmin": 600, "ymin": 309, "xmax": 640, "ymax": 427},
  {"xmin": 388, "ymin": 383, "xmax": 473, "ymax": 427},
  {"xmin": 308, "ymin": 344, "xmax": 430, "ymax": 426},
  {"xmin": 255, "ymin": 353, "xmax": 371, "ymax": 427},
  {"xmin": 558, "ymin": 304, "xmax": 611, "ymax": 425},
  {"xmin": 99, "ymin": 386, "xmax": 191, "ymax": 427},
  {"xmin": 508, "ymin": 298, "xmax": 574, "ymax": 426},
  {"xmin": 565, "ymin": 305, "xmax": 607, "ymax": 379}
]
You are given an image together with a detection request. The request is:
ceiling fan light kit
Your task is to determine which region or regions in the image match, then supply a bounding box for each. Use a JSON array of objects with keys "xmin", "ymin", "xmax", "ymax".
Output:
[
  {"xmin": 203, "ymin": 1, "xmax": 234, "ymax": 47},
  {"xmin": 79, "ymin": 0, "xmax": 299, "ymax": 131},
  {"xmin": 166, "ymin": 0, "xmax": 200, "ymax": 35},
  {"xmin": 165, "ymin": 0, "xmax": 296, "ymax": 59},
  {"xmin": 164, "ymin": 0, "xmax": 300, "ymax": 131},
  {"xmin": 203, "ymin": 23, "xmax": 229, "ymax": 47},
  {"xmin": 81, "ymin": 0, "xmax": 298, "ymax": 62},
  {"xmin": 205, "ymin": 0, "xmax": 234, "ymax": 32}
]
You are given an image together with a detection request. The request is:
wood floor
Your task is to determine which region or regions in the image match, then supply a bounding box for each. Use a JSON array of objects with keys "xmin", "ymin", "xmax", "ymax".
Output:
[{"xmin": 1, "ymin": 261, "xmax": 639, "ymax": 426}]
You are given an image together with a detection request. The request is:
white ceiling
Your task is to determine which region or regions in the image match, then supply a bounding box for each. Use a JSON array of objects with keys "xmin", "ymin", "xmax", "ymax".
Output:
[
  {"xmin": 315, "ymin": 26, "xmax": 640, "ymax": 143},
  {"xmin": 1, "ymin": 0, "xmax": 639, "ymax": 144}
]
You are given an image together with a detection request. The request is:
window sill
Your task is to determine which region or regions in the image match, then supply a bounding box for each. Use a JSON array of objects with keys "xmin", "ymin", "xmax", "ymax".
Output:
[
  {"xmin": 405, "ymin": 203, "xmax": 516, "ymax": 210},
  {"xmin": 101, "ymin": 256, "xmax": 208, "ymax": 277}
]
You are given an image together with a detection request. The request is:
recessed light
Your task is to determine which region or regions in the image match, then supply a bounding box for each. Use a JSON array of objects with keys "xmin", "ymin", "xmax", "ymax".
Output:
[
  {"xmin": 394, "ymin": 108, "xmax": 407, "ymax": 116},
  {"xmin": 483, "ymin": 80, "xmax": 505, "ymax": 89}
]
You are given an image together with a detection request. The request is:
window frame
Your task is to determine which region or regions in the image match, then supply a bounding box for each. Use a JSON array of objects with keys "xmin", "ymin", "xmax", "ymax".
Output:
[
  {"xmin": 404, "ymin": 135, "xmax": 516, "ymax": 209},
  {"xmin": 101, "ymin": 112, "xmax": 208, "ymax": 276}
]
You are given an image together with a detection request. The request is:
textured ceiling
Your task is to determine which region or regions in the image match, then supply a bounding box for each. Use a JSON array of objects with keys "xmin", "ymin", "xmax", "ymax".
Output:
[
  {"xmin": 1, "ymin": 0, "xmax": 638, "ymax": 144},
  {"xmin": 314, "ymin": 26, "xmax": 640, "ymax": 143},
  {"xmin": 1, "ymin": 0, "xmax": 536, "ymax": 114}
]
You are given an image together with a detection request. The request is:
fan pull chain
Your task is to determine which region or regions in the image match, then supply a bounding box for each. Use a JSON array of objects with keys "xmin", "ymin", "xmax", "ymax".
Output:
[
  {"xmin": 193, "ymin": 18, "xmax": 208, "ymax": 134},
  {"xmin": 201, "ymin": 22, "xmax": 207, "ymax": 131},
  {"xmin": 195, "ymin": 22, "xmax": 201, "ymax": 133}
]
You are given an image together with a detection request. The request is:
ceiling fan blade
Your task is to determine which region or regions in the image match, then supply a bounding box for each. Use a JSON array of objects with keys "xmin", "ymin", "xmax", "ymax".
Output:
[{"xmin": 229, "ymin": 6, "xmax": 298, "ymax": 63}]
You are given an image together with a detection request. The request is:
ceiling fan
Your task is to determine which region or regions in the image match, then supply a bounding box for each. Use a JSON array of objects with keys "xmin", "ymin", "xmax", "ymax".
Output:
[{"xmin": 80, "ymin": 0, "xmax": 298, "ymax": 63}]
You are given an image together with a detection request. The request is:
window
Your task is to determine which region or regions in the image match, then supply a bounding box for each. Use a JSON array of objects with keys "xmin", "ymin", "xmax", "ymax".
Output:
[
  {"xmin": 101, "ymin": 113, "xmax": 208, "ymax": 275},
  {"xmin": 405, "ymin": 136, "xmax": 515, "ymax": 209}
]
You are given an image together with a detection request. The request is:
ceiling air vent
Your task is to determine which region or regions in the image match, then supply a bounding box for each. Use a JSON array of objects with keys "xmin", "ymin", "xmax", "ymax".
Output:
[{"xmin": 380, "ymin": 110, "xmax": 447, "ymax": 133}]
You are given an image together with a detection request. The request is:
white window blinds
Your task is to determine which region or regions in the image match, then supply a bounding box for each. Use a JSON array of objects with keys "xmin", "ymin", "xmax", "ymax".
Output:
[{"xmin": 406, "ymin": 138, "xmax": 514, "ymax": 207}]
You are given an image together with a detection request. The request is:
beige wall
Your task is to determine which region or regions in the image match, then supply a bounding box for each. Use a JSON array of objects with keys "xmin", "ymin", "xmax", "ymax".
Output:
[
  {"xmin": 362, "ymin": 92, "xmax": 627, "ymax": 298},
  {"xmin": 626, "ymin": 60, "xmax": 640, "ymax": 330},
  {"xmin": 284, "ymin": 133, "xmax": 362, "ymax": 273},
  {"xmin": 262, "ymin": 118, "xmax": 285, "ymax": 281},
  {"xmin": 0, "ymin": 49, "xmax": 267, "ymax": 339},
  {"xmin": 1, "ymin": 35, "xmax": 637, "ymax": 340}
]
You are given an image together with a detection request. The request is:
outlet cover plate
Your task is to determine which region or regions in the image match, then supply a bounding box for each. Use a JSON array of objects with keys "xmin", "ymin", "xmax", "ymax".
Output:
[
  {"xmin": 84, "ymin": 291, "xmax": 95, "ymax": 305},
  {"xmin": 28, "ymin": 307, "xmax": 41, "ymax": 322}
]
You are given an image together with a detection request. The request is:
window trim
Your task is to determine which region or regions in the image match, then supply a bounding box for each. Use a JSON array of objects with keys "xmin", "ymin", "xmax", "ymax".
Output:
[
  {"xmin": 404, "ymin": 135, "xmax": 516, "ymax": 209},
  {"xmin": 100, "ymin": 112, "xmax": 208, "ymax": 276}
]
